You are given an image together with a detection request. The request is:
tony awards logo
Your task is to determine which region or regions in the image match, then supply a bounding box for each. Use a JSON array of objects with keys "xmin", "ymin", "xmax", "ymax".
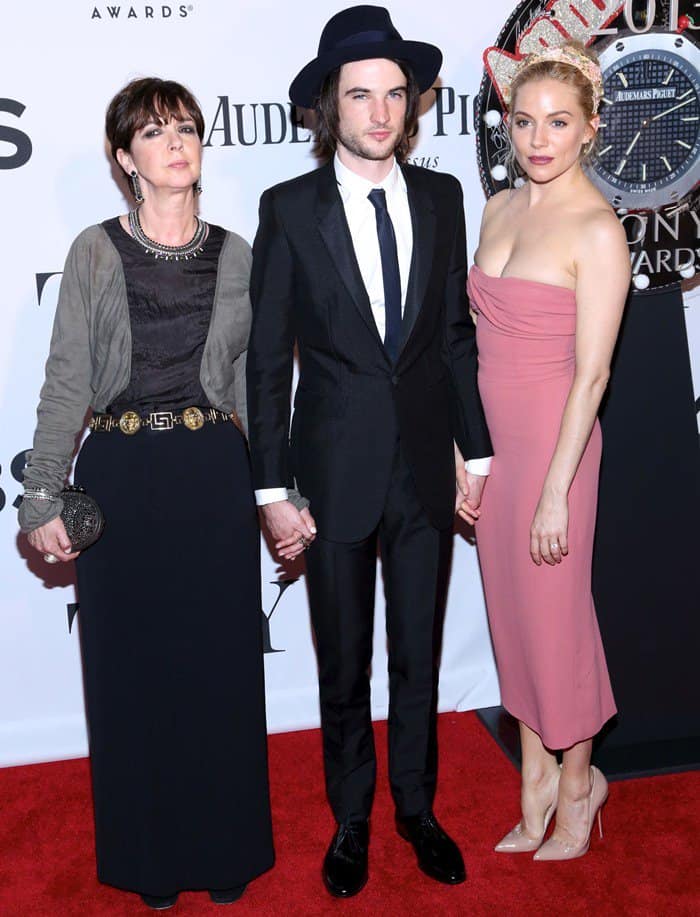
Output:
[{"xmin": 90, "ymin": 4, "xmax": 193, "ymax": 19}]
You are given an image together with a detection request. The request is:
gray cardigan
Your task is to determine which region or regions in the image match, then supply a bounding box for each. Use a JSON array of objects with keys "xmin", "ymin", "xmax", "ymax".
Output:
[{"xmin": 19, "ymin": 222, "xmax": 304, "ymax": 533}]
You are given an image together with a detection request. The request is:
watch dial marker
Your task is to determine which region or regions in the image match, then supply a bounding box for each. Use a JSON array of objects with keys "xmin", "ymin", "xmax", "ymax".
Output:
[
  {"xmin": 598, "ymin": 144, "xmax": 613, "ymax": 155},
  {"xmin": 678, "ymin": 89, "xmax": 693, "ymax": 100},
  {"xmin": 614, "ymin": 158, "xmax": 627, "ymax": 176},
  {"xmin": 662, "ymin": 68, "xmax": 674, "ymax": 86},
  {"xmin": 625, "ymin": 131, "xmax": 642, "ymax": 156},
  {"xmin": 661, "ymin": 155, "xmax": 672, "ymax": 172},
  {"xmin": 676, "ymin": 139, "xmax": 692, "ymax": 149},
  {"xmin": 617, "ymin": 72, "xmax": 629, "ymax": 88},
  {"xmin": 651, "ymin": 97, "xmax": 695, "ymax": 121},
  {"xmin": 641, "ymin": 163, "xmax": 647, "ymax": 182}
]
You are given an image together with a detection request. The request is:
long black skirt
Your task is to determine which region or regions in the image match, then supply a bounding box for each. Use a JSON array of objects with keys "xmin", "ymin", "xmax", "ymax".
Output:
[{"xmin": 75, "ymin": 421, "xmax": 274, "ymax": 896}]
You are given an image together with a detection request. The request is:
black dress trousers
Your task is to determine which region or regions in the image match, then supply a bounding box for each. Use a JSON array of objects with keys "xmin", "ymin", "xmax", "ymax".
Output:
[{"xmin": 305, "ymin": 442, "xmax": 452, "ymax": 823}]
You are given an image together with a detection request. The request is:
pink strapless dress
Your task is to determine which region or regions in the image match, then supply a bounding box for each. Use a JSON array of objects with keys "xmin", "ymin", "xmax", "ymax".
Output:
[{"xmin": 468, "ymin": 264, "xmax": 616, "ymax": 750}]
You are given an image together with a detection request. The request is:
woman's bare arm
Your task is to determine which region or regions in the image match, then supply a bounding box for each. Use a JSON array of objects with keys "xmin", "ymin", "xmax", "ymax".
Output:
[{"xmin": 530, "ymin": 210, "xmax": 630, "ymax": 565}]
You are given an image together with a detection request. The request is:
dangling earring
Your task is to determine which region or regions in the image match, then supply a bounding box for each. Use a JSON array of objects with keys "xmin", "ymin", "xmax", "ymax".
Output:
[
  {"xmin": 194, "ymin": 177, "xmax": 203, "ymax": 195},
  {"xmin": 129, "ymin": 169, "xmax": 144, "ymax": 204}
]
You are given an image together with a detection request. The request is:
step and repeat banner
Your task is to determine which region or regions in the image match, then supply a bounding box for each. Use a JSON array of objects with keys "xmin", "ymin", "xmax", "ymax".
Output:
[{"xmin": 1, "ymin": 1, "xmax": 698, "ymax": 766}]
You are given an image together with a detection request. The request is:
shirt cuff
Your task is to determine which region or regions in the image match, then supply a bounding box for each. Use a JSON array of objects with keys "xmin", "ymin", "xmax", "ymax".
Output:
[
  {"xmin": 255, "ymin": 487, "xmax": 289, "ymax": 506},
  {"xmin": 465, "ymin": 456, "xmax": 492, "ymax": 476}
]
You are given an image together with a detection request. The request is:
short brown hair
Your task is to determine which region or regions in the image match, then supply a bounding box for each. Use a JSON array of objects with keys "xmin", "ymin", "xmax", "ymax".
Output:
[
  {"xmin": 314, "ymin": 60, "xmax": 420, "ymax": 162},
  {"xmin": 105, "ymin": 77, "xmax": 204, "ymax": 168}
]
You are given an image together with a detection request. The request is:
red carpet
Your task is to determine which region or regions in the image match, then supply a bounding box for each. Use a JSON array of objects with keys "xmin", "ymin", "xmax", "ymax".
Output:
[{"xmin": 0, "ymin": 712, "xmax": 698, "ymax": 916}]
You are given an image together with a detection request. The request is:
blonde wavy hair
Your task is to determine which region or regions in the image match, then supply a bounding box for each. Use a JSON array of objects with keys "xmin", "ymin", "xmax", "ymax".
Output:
[{"xmin": 504, "ymin": 42, "xmax": 602, "ymax": 177}]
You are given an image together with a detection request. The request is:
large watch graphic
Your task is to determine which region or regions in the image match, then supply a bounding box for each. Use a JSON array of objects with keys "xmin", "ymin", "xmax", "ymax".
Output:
[
  {"xmin": 475, "ymin": 4, "xmax": 700, "ymax": 292},
  {"xmin": 590, "ymin": 31, "xmax": 700, "ymax": 212}
]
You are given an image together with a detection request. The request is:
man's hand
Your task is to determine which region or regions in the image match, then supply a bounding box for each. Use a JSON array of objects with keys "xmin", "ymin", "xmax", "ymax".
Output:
[
  {"xmin": 457, "ymin": 472, "xmax": 486, "ymax": 525},
  {"xmin": 261, "ymin": 500, "xmax": 317, "ymax": 561},
  {"xmin": 454, "ymin": 443, "xmax": 486, "ymax": 524},
  {"xmin": 455, "ymin": 443, "xmax": 469, "ymax": 513}
]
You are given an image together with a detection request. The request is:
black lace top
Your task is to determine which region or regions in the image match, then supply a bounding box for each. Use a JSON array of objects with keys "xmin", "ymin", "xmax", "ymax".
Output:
[{"xmin": 102, "ymin": 217, "xmax": 225, "ymax": 414}]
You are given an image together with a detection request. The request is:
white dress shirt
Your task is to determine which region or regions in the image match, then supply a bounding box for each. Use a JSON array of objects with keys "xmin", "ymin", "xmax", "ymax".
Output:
[
  {"xmin": 334, "ymin": 153, "xmax": 413, "ymax": 338},
  {"xmin": 255, "ymin": 154, "xmax": 490, "ymax": 507}
]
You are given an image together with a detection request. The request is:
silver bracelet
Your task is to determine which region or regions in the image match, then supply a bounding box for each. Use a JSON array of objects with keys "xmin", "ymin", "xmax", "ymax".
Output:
[{"xmin": 23, "ymin": 488, "xmax": 58, "ymax": 502}]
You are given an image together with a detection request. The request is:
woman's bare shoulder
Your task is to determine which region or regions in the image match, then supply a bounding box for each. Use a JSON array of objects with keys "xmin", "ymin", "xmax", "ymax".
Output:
[
  {"xmin": 579, "ymin": 199, "xmax": 627, "ymax": 251},
  {"xmin": 573, "ymin": 200, "xmax": 630, "ymax": 283},
  {"xmin": 481, "ymin": 186, "xmax": 522, "ymax": 226},
  {"xmin": 485, "ymin": 186, "xmax": 517, "ymax": 211}
]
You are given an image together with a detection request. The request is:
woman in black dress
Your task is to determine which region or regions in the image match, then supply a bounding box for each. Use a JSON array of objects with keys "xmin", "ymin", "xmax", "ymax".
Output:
[{"xmin": 19, "ymin": 78, "xmax": 275, "ymax": 909}]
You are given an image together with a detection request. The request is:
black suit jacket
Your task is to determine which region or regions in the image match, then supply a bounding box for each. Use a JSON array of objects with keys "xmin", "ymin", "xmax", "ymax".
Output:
[{"xmin": 247, "ymin": 160, "xmax": 492, "ymax": 542}]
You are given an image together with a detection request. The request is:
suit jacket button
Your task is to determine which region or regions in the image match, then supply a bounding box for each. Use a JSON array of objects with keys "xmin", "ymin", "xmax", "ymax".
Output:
[{"xmin": 391, "ymin": 375, "xmax": 399, "ymax": 386}]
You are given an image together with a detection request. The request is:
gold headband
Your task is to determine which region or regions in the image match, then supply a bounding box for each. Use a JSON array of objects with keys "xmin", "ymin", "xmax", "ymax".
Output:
[{"xmin": 502, "ymin": 46, "xmax": 604, "ymax": 114}]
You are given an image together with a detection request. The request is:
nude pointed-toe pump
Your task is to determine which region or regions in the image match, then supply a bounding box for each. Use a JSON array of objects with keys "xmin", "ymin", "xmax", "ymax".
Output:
[
  {"xmin": 533, "ymin": 765, "xmax": 608, "ymax": 861},
  {"xmin": 494, "ymin": 770, "xmax": 560, "ymax": 853}
]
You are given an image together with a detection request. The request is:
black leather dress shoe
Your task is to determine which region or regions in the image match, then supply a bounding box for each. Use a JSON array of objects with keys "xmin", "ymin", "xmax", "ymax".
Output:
[
  {"xmin": 396, "ymin": 812, "xmax": 466, "ymax": 884},
  {"xmin": 322, "ymin": 820, "xmax": 369, "ymax": 897},
  {"xmin": 209, "ymin": 884, "xmax": 247, "ymax": 904},
  {"xmin": 140, "ymin": 892, "xmax": 179, "ymax": 910}
]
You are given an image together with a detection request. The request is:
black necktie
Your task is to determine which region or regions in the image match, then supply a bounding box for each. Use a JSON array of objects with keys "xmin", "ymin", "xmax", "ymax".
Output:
[{"xmin": 368, "ymin": 188, "xmax": 402, "ymax": 362}]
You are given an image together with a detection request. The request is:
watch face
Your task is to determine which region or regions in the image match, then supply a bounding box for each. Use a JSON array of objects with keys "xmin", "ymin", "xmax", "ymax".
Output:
[
  {"xmin": 590, "ymin": 32, "xmax": 700, "ymax": 211},
  {"xmin": 475, "ymin": 7, "xmax": 700, "ymax": 291}
]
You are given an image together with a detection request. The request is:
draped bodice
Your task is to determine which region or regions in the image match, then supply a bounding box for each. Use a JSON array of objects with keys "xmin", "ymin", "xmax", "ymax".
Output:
[{"xmin": 468, "ymin": 264, "xmax": 578, "ymax": 385}]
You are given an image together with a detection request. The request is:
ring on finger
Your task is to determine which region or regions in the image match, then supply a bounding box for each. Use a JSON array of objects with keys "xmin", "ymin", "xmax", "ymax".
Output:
[
  {"xmin": 550, "ymin": 543, "xmax": 560, "ymax": 551},
  {"xmin": 43, "ymin": 553, "xmax": 59, "ymax": 564}
]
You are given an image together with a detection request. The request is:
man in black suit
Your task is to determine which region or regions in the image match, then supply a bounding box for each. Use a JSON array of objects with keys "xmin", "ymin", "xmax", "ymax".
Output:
[{"xmin": 247, "ymin": 5, "xmax": 492, "ymax": 898}]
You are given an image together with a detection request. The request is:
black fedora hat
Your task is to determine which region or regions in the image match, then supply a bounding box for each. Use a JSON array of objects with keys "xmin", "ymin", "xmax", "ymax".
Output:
[{"xmin": 289, "ymin": 5, "xmax": 443, "ymax": 108}]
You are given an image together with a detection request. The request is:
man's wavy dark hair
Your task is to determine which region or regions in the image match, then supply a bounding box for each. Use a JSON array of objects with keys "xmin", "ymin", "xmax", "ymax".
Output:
[{"xmin": 313, "ymin": 60, "xmax": 420, "ymax": 162}]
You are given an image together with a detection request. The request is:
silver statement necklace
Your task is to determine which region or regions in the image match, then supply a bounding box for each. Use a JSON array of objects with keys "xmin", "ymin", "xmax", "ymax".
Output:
[{"xmin": 128, "ymin": 209, "xmax": 208, "ymax": 261}]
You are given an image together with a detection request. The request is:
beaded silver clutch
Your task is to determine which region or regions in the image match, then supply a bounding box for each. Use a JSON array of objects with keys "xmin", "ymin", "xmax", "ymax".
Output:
[{"xmin": 60, "ymin": 485, "xmax": 105, "ymax": 552}]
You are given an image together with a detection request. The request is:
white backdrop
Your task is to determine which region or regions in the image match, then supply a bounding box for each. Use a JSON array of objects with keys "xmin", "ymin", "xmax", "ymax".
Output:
[{"xmin": 1, "ymin": 1, "xmax": 698, "ymax": 767}]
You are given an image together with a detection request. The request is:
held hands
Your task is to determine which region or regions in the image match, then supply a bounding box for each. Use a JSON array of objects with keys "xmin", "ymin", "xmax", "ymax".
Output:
[
  {"xmin": 27, "ymin": 517, "xmax": 79, "ymax": 563},
  {"xmin": 454, "ymin": 443, "xmax": 485, "ymax": 525},
  {"xmin": 530, "ymin": 489, "xmax": 569, "ymax": 566},
  {"xmin": 261, "ymin": 500, "xmax": 317, "ymax": 561}
]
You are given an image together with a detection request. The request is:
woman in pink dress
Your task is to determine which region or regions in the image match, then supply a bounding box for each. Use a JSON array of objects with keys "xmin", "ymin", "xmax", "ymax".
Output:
[{"xmin": 463, "ymin": 44, "xmax": 630, "ymax": 860}]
